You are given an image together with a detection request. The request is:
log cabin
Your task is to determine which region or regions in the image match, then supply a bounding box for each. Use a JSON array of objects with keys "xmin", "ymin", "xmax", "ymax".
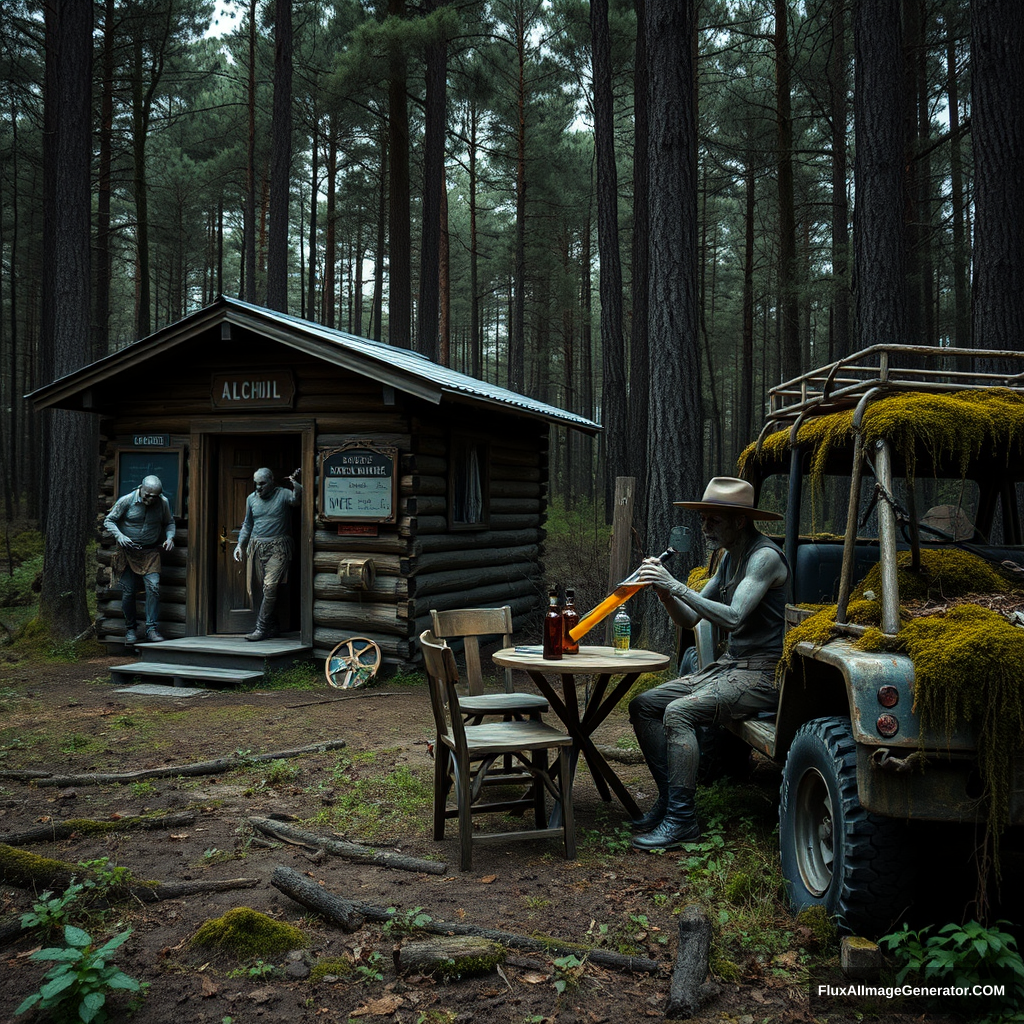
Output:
[{"xmin": 29, "ymin": 298, "xmax": 600, "ymax": 681}]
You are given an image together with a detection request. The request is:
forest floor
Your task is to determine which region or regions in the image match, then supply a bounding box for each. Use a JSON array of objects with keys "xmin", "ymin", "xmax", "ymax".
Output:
[{"xmin": 0, "ymin": 641, "xmax": 974, "ymax": 1024}]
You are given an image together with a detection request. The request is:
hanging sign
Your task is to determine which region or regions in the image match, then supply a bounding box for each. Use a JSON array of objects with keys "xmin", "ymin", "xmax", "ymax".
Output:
[{"xmin": 317, "ymin": 443, "xmax": 398, "ymax": 524}]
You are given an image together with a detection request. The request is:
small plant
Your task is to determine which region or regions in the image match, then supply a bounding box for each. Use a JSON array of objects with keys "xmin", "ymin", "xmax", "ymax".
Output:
[
  {"xmin": 383, "ymin": 906, "xmax": 433, "ymax": 935},
  {"xmin": 551, "ymin": 953, "xmax": 586, "ymax": 996},
  {"xmin": 15, "ymin": 924, "xmax": 148, "ymax": 1023},
  {"xmin": 20, "ymin": 884, "xmax": 88, "ymax": 934},
  {"xmin": 880, "ymin": 919, "xmax": 1024, "ymax": 1017},
  {"xmin": 130, "ymin": 780, "xmax": 156, "ymax": 798},
  {"xmin": 59, "ymin": 733, "xmax": 94, "ymax": 754},
  {"xmin": 354, "ymin": 949, "xmax": 385, "ymax": 984},
  {"xmin": 227, "ymin": 959, "xmax": 279, "ymax": 980}
]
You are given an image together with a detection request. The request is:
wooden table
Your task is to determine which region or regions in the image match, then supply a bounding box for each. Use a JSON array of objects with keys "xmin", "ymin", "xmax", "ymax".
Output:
[{"xmin": 492, "ymin": 645, "xmax": 669, "ymax": 822}]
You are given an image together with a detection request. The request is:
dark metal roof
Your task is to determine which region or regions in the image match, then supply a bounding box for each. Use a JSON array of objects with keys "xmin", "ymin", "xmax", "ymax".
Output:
[{"xmin": 28, "ymin": 297, "xmax": 601, "ymax": 433}]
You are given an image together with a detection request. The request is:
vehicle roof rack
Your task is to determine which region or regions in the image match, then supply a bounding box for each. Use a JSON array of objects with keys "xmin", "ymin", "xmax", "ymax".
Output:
[{"xmin": 766, "ymin": 343, "xmax": 1024, "ymax": 425}]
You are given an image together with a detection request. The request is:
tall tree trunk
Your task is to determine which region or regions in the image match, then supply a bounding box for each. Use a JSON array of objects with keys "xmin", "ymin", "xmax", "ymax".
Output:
[
  {"xmin": 854, "ymin": 0, "xmax": 908, "ymax": 349},
  {"xmin": 644, "ymin": 0, "xmax": 700, "ymax": 650},
  {"xmin": 469, "ymin": 101, "xmax": 481, "ymax": 378},
  {"xmin": 131, "ymin": 32, "xmax": 151, "ymax": 337},
  {"xmin": 970, "ymin": 0, "xmax": 1024, "ymax": 364},
  {"xmin": 324, "ymin": 126, "xmax": 337, "ymax": 328},
  {"xmin": 592, "ymin": 0, "xmax": 627, "ymax": 521},
  {"xmin": 829, "ymin": 0, "xmax": 850, "ymax": 359},
  {"xmin": 418, "ymin": 0, "xmax": 447, "ymax": 361},
  {"xmin": 629, "ymin": 0, "xmax": 650, "ymax": 466},
  {"xmin": 439, "ymin": 184, "xmax": 450, "ymax": 364},
  {"xmin": 94, "ymin": 0, "xmax": 115, "ymax": 359},
  {"xmin": 41, "ymin": 0, "xmax": 93, "ymax": 640},
  {"xmin": 267, "ymin": 0, "xmax": 292, "ymax": 312},
  {"xmin": 306, "ymin": 119, "xmax": 320, "ymax": 322},
  {"xmin": 739, "ymin": 158, "xmax": 755, "ymax": 449},
  {"xmin": 373, "ymin": 124, "xmax": 386, "ymax": 342},
  {"xmin": 774, "ymin": 0, "xmax": 800, "ymax": 381},
  {"xmin": 508, "ymin": 0, "xmax": 528, "ymax": 393},
  {"xmin": 388, "ymin": 0, "xmax": 412, "ymax": 348},
  {"xmin": 244, "ymin": 0, "xmax": 257, "ymax": 303},
  {"xmin": 945, "ymin": 3, "xmax": 968, "ymax": 348}
]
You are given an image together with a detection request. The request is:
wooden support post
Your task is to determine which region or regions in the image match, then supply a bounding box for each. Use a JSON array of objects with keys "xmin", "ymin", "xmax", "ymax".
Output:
[{"xmin": 605, "ymin": 476, "xmax": 635, "ymax": 645}]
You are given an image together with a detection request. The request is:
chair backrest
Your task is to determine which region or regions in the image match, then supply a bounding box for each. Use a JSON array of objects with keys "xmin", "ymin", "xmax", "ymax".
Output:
[
  {"xmin": 419, "ymin": 629, "xmax": 468, "ymax": 749},
  {"xmin": 429, "ymin": 606, "xmax": 514, "ymax": 694}
]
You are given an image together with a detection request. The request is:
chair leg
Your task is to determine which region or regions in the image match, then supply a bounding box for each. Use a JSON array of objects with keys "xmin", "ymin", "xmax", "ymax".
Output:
[
  {"xmin": 456, "ymin": 752, "xmax": 474, "ymax": 871},
  {"xmin": 433, "ymin": 743, "xmax": 450, "ymax": 841},
  {"xmin": 558, "ymin": 746, "xmax": 576, "ymax": 860},
  {"xmin": 532, "ymin": 750, "xmax": 548, "ymax": 829}
]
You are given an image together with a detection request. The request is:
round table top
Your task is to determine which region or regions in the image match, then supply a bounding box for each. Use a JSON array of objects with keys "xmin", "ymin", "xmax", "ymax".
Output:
[{"xmin": 493, "ymin": 645, "xmax": 669, "ymax": 675}]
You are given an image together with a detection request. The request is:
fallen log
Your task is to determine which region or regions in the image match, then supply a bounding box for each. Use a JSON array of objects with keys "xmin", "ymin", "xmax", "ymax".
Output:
[
  {"xmin": 269, "ymin": 865, "xmax": 364, "ymax": 932},
  {"xmin": 249, "ymin": 817, "xmax": 447, "ymax": 876},
  {"xmin": 665, "ymin": 904, "xmax": 713, "ymax": 1018},
  {"xmin": 0, "ymin": 811, "xmax": 196, "ymax": 847},
  {"xmin": 395, "ymin": 936, "xmax": 505, "ymax": 977},
  {"xmin": 3, "ymin": 740, "xmax": 347, "ymax": 787},
  {"xmin": 0, "ymin": 914, "xmax": 24, "ymax": 948},
  {"xmin": 273, "ymin": 884, "xmax": 662, "ymax": 974},
  {"xmin": 0, "ymin": 842, "xmax": 258, "ymax": 903}
]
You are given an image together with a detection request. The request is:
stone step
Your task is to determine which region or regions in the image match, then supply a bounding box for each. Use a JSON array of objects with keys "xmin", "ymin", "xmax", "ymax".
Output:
[{"xmin": 109, "ymin": 661, "xmax": 266, "ymax": 688}]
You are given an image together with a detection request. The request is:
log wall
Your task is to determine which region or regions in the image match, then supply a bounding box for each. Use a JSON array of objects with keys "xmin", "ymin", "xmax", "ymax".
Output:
[{"xmin": 91, "ymin": 335, "xmax": 551, "ymax": 665}]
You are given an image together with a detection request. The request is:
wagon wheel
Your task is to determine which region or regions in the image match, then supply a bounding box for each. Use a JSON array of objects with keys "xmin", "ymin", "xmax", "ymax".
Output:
[{"xmin": 325, "ymin": 637, "xmax": 382, "ymax": 689}]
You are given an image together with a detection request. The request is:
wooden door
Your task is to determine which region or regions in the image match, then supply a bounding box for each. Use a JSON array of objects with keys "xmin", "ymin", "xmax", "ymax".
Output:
[{"xmin": 215, "ymin": 436, "xmax": 300, "ymax": 634}]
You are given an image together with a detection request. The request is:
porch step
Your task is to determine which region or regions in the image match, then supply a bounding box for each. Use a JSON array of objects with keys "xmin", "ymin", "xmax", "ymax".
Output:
[
  {"xmin": 133, "ymin": 635, "xmax": 312, "ymax": 673},
  {"xmin": 109, "ymin": 662, "xmax": 265, "ymax": 688}
]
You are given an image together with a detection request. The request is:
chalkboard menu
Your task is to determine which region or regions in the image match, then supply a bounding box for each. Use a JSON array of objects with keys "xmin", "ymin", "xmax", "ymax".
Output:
[
  {"xmin": 318, "ymin": 443, "xmax": 397, "ymax": 524},
  {"xmin": 114, "ymin": 447, "xmax": 184, "ymax": 516}
]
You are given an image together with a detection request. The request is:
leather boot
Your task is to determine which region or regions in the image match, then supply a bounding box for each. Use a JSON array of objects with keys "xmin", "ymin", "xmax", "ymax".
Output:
[
  {"xmin": 630, "ymin": 793, "xmax": 668, "ymax": 833},
  {"xmin": 631, "ymin": 788, "xmax": 701, "ymax": 850},
  {"xmin": 629, "ymin": 716, "xmax": 670, "ymax": 831},
  {"xmin": 246, "ymin": 617, "xmax": 271, "ymax": 641}
]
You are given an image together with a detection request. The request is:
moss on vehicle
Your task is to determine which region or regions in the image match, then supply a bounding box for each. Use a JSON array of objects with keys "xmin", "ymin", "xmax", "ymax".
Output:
[{"xmin": 189, "ymin": 907, "xmax": 307, "ymax": 959}]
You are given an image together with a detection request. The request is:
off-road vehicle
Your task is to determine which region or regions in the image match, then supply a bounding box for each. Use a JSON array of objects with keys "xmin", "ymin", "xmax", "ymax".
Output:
[{"xmin": 704, "ymin": 344, "xmax": 1024, "ymax": 935}]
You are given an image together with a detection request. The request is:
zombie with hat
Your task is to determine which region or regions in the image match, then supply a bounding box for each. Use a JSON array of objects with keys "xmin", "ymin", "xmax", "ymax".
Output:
[{"xmin": 628, "ymin": 477, "xmax": 788, "ymax": 851}]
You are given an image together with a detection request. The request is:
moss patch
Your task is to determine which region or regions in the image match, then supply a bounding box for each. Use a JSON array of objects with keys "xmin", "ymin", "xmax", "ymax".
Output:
[
  {"xmin": 740, "ymin": 388, "xmax": 1024, "ymax": 480},
  {"xmin": 309, "ymin": 957, "xmax": 355, "ymax": 983},
  {"xmin": 189, "ymin": 907, "xmax": 308, "ymax": 959}
]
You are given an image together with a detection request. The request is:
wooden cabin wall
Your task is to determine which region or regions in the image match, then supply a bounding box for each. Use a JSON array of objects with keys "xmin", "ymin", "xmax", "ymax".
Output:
[
  {"xmin": 95, "ymin": 423, "xmax": 190, "ymax": 641},
  {"xmin": 86, "ymin": 332, "xmax": 551, "ymax": 663}
]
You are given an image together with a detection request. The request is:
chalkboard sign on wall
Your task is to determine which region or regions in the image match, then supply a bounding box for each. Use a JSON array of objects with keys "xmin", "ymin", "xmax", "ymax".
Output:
[
  {"xmin": 114, "ymin": 448, "xmax": 184, "ymax": 516},
  {"xmin": 317, "ymin": 443, "xmax": 397, "ymax": 524}
]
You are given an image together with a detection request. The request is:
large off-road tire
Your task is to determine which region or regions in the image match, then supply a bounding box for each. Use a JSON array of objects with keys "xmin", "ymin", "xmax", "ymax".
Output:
[{"xmin": 779, "ymin": 716, "xmax": 912, "ymax": 936}]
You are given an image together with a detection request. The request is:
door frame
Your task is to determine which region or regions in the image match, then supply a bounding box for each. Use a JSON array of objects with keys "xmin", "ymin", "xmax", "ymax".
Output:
[{"xmin": 187, "ymin": 417, "xmax": 316, "ymax": 644}]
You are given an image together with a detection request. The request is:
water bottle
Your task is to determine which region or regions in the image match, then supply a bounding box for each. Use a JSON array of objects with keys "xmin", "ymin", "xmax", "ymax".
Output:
[{"xmin": 612, "ymin": 607, "xmax": 631, "ymax": 654}]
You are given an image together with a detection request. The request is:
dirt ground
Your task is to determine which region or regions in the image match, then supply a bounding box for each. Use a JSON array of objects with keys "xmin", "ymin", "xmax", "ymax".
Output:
[{"xmin": 0, "ymin": 648, "xmax": 957, "ymax": 1024}]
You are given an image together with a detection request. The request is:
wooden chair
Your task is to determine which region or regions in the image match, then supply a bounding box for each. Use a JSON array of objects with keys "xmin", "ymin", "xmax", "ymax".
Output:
[
  {"xmin": 429, "ymin": 606, "xmax": 548, "ymax": 721},
  {"xmin": 419, "ymin": 629, "xmax": 575, "ymax": 871}
]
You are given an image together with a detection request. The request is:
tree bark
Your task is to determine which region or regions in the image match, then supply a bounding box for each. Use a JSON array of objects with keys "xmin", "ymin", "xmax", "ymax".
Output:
[
  {"xmin": 829, "ymin": 0, "xmax": 851, "ymax": 359},
  {"xmin": 5, "ymin": 740, "xmax": 348, "ymax": 787},
  {"xmin": 39, "ymin": 0, "xmax": 94, "ymax": 642},
  {"xmin": 644, "ymin": 0, "xmax": 701, "ymax": 651},
  {"xmin": 775, "ymin": 0, "xmax": 800, "ymax": 382},
  {"xmin": 270, "ymin": 865, "xmax": 364, "ymax": 931},
  {"xmin": 592, "ymin": 0, "xmax": 627, "ymax": 521},
  {"xmin": 970, "ymin": 0, "xmax": 1024, "ymax": 363},
  {"xmin": 854, "ymin": 0, "xmax": 908, "ymax": 349},
  {"xmin": 267, "ymin": 0, "xmax": 293, "ymax": 311},
  {"xmin": 0, "ymin": 812, "xmax": 196, "ymax": 847},
  {"xmin": 388, "ymin": 0, "xmax": 412, "ymax": 348},
  {"xmin": 396, "ymin": 936, "xmax": 505, "ymax": 975},
  {"xmin": 250, "ymin": 818, "xmax": 448, "ymax": 875},
  {"xmin": 665, "ymin": 904, "xmax": 713, "ymax": 1018},
  {"xmin": 945, "ymin": 3, "xmax": 968, "ymax": 348}
]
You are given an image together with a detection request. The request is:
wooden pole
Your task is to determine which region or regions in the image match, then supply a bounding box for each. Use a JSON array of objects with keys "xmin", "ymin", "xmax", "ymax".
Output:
[{"xmin": 605, "ymin": 476, "xmax": 635, "ymax": 644}]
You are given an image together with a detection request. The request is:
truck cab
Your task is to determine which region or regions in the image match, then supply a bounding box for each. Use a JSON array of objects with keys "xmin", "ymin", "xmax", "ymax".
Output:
[{"xmin": 714, "ymin": 344, "xmax": 1024, "ymax": 934}]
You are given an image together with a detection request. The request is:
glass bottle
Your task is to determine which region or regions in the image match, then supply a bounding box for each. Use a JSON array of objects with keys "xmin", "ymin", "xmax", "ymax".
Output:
[
  {"xmin": 562, "ymin": 588, "xmax": 580, "ymax": 655},
  {"xmin": 612, "ymin": 607, "xmax": 631, "ymax": 653},
  {"xmin": 569, "ymin": 547, "xmax": 677, "ymax": 643},
  {"xmin": 542, "ymin": 589, "xmax": 563, "ymax": 660}
]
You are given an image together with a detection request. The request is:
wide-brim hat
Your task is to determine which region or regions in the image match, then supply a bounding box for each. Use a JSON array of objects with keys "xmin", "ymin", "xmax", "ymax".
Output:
[{"xmin": 673, "ymin": 477, "xmax": 783, "ymax": 521}]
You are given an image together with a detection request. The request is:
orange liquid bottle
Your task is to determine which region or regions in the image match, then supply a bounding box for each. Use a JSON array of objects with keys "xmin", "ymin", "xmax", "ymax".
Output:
[{"xmin": 568, "ymin": 548, "xmax": 676, "ymax": 643}]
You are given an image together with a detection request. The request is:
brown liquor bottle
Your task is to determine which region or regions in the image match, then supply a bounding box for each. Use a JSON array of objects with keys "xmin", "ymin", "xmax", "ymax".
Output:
[
  {"xmin": 542, "ymin": 589, "xmax": 563, "ymax": 660},
  {"xmin": 562, "ymin": 588, "xmax": 580, "ymax": 655}
]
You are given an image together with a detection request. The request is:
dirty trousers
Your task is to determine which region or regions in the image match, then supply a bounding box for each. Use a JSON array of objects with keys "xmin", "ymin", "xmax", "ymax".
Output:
[
  {"xmin": 247, "ymin": 536, "xmax": 293, "ymax": 626},
  {"xmin": 628, "ymin": 657, "xmax": 778, "ymax": 791}
]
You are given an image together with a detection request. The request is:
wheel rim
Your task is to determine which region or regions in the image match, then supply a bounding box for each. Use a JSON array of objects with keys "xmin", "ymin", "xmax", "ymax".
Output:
[{"xmin": 793, "ymin": 767, "xmax": 835, "ymax": 897}]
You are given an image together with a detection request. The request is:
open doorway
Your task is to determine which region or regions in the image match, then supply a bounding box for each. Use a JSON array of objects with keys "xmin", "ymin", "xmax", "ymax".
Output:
[{"xmin": 214, "ymin": 435, "xmax": 302, "ymax": 635}]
